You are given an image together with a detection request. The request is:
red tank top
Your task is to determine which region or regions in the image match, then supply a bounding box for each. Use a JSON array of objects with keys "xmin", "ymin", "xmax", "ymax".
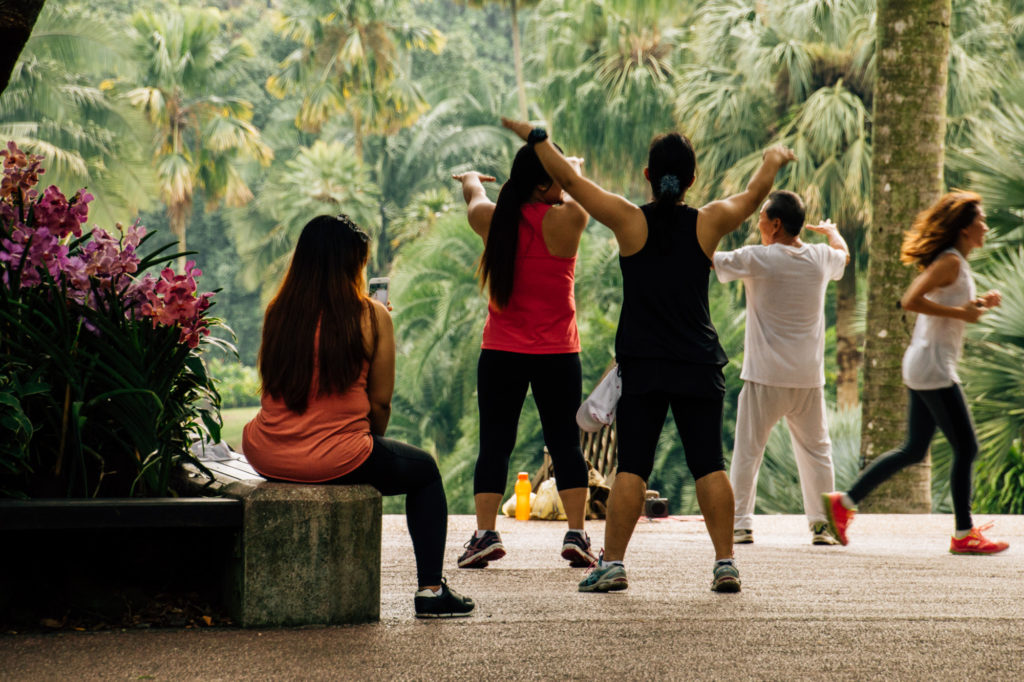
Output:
[{"xmin": 481, "ymin": 202, "xmax": 580, "ymax": 354}]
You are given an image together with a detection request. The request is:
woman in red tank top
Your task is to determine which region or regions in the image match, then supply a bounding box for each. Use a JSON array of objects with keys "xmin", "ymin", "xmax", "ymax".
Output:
[
  {"xmin": 242, "ymin": 214, "xmax": 474, "ymax": 619},
  {"xmin": 452, "ymin": 142, "xmax": 595, "ymax": 570}
]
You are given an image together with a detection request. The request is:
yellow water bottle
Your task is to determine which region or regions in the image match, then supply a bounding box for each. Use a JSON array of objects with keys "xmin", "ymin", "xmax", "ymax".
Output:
[{"xmin": 514, "ymin": 472, "xmax": 531, "ymax": 521}]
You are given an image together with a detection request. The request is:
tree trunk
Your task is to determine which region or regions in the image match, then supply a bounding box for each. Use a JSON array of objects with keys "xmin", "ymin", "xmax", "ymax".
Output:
[
  {"xmin": 509, "ymin": 0, "xmax": 528, "ymax": 119},
  {"xmin": 834, "ymin": 228, "xmax": 861, "ymax": 410},
  {"xmin": 860, "ymin": 0, "xmax": 951, "ymax": 512},
  {"xmin": 0, "ymin": 0, "xmax": 45, "ymax": 95}
]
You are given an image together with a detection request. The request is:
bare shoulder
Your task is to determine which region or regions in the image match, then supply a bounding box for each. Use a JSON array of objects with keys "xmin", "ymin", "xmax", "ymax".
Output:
[
  {"xmin": 368, "ymin": 299, "xmax": 394, "ymax": 329},
  {"xmin": 546, "ymin": 200, "xmax": 588, "ymax": 230},
  {"xmin": 928, "ymin": 251, "xmax": 962, "ymax": 280},
  {"xmin": 362, "ymin": 299, "xmax": 393, "ymax": 352}
]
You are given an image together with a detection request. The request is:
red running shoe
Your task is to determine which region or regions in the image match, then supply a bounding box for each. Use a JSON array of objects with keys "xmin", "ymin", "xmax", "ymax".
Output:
[
  {"xmin": 822, "ymin": 492, "xmax": 855, "ymax": 546},
  {"xmin": 949, "ymin": 523, "xmax": 1009, "ymax": 555}
]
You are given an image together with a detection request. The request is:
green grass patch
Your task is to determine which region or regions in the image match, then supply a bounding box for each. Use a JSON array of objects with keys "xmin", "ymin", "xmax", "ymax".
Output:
[{"xmin": 219, "ymin": 406, "xmax": 259, "ymax": 449}]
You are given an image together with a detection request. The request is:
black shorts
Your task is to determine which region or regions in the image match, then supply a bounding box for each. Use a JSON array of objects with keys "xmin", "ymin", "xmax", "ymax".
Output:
[{"xmin": 615, "ymin": 358, "xmax": 726, "ymax": 482}]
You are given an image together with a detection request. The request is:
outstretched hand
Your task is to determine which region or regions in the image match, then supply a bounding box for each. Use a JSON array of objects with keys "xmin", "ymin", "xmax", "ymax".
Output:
[
  {"xmin": 501, "ymin": 116, "xmax": 533, "ymax": 141},
  {"xmin": 452, "ymin": 171, "xmax": 496, "ymax": 184},
  {"xmin": 762, "ymin": 144, "xmax": 797, "ymax": 167},
  {"xmin": 806, "ymin": 218, "xmax": 839, "ymax": 235}
]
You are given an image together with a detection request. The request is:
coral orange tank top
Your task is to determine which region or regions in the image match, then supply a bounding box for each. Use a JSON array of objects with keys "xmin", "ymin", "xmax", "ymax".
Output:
[
  {"xmin": 242, "ymin": 360, "xmax": 374, "ymax": 482},
  {"xmin": 481, "ymin": 202, "xmax": 580, "ymax": 354}
]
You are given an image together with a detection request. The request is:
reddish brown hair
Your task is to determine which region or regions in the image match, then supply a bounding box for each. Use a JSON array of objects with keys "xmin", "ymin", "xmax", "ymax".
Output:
[
  {"xmin": 901, "ymin": 191, "xmax": 983, "ymax": 269},
  {"xmin": 258, "ymin": 215, "xmax": 376, "ymax": 413}
]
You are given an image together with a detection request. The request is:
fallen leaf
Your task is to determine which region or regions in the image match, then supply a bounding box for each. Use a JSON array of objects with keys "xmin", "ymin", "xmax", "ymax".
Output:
[{"xmin": 202, "ymin": 615, "xmax": 213, "ymax": 626}]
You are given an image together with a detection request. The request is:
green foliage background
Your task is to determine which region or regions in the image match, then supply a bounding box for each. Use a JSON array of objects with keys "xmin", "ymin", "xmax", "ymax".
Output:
[{"xmin": 4, "ymin": 0, "xmax": 1023, "ymax": 513}]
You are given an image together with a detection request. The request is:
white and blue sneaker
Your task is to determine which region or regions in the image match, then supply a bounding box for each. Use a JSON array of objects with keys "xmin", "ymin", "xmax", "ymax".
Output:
[
  {"xmin": 578, "ymin": 553, "xmax": 628, "ymax": 592},
  {"xmin": 711, "ymin": 558, "xmax": 741, "ymax": 593}
]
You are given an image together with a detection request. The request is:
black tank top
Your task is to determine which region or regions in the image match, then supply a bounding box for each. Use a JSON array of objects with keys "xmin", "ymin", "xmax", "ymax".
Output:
[{"xmin": 615, "ymin": 203, "xmax": 728, "ymax": 368}]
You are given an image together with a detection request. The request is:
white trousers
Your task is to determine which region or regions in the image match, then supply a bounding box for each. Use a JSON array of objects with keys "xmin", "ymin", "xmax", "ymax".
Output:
[{"xmin": 730, "ymin": 382, "xmax": 834, "ymax": 531}]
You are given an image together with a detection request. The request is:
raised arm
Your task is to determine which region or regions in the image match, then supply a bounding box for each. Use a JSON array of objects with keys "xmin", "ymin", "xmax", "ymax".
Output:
[
  {"xmin": 696, "ymin": 145, "xmax": 796, "ymax": 259},
  {"xmin": 806, "ymin": 219, "xmax": 851, "ymax": 265},
  {"xmin": 502, "ymin": 117, "xmax": 647, "ymax": 255},
  {"xmin": 452, "ymin": 171, "xmax": 497, "ymax": 242}
]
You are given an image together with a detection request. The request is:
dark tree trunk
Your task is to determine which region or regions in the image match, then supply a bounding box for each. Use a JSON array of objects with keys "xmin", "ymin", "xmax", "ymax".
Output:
[{"xmin": 0, "ymin": 0, "xmax": 46, "ymax": 95}]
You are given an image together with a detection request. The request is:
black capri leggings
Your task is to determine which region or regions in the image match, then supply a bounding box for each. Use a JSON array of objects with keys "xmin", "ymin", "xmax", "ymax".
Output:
[
  {"xmin": 848, "ymin": 384, "xmax": 978, "ymax": 531},
  {"xmin": 475, "ymin": 349, "xmax": 589, "ymax": 494},
  {"xmin": 328, "ymin": 436, "xmax": 447, "ymax": 587},
  {"xmin": 616, "ymin": 390, "xmax": 726, "ymax": 482}
]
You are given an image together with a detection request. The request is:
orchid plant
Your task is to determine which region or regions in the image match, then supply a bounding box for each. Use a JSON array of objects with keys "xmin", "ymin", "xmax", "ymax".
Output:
[{"xmin": 0, "ymin": 142, "xmax": 225, "ymax": 498}]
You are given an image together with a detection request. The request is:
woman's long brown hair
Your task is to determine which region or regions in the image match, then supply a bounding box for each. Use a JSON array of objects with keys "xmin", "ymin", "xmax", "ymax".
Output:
[
  {"xmin": 901, "ymin": 191, "xmax": 982, "ymax": 269},
  {"xmin": 258, "ymin": 214, "xmax": 377, "ymax": 414}
]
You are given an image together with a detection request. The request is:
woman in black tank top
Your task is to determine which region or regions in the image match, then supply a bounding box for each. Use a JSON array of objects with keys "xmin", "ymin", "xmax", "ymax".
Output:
[{"xmin": 504, "ymin": 117, "xmax": 795, "ymax": 595}]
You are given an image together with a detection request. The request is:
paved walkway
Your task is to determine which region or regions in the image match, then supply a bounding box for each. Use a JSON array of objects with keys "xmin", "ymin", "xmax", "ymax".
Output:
[{"xmin": 4, "ymin": 514, "xmax": 1023, "ymax": 680}]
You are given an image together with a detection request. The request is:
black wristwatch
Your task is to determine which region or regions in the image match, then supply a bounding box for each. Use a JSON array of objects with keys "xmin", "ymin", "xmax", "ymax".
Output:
[{"xmin": 527, "ymin": 127, "xmax": 548, "ymax": 146}]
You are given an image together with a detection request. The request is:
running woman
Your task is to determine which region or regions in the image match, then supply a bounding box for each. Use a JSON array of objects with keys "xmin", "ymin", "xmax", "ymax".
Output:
[{"xmin": 823, "ymin": 191, "xmax": 1008, "ymax": 555}]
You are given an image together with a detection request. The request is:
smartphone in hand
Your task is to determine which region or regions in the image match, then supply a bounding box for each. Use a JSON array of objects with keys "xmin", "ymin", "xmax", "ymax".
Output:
[{"xmin": 368, "ymin": 277, "xmax": 390, "ymax": 305}]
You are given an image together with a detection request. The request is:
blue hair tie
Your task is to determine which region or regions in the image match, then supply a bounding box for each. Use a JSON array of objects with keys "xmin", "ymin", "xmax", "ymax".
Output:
[{"xmin": 659, "ymin": 174, "xmax": 681, "ymax": 198}]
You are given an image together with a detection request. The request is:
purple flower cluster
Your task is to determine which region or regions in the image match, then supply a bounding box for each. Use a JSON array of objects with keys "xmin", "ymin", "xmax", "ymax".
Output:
[
  {"xmin": 0, "ymin": 142, "xmax": 214, "ymax": 348},
  {"xmin": 138, "ymin": 261, "xmax": 214, "ymax": 349}
]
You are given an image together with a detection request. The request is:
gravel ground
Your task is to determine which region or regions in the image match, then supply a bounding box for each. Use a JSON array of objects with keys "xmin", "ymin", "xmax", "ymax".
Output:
[{"xmin": 3, "ymin": 513, "xmax": 1023, "ymax": 680}]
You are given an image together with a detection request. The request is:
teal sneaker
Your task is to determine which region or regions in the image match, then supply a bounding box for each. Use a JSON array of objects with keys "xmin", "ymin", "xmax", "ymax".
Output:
[
  {"xmin": 711, "ymin": 560, "xmax": 741, "ymax": 593},
  {"xmin": 578, "ymin": 558, "xmax": 628, "ymax": 593}
]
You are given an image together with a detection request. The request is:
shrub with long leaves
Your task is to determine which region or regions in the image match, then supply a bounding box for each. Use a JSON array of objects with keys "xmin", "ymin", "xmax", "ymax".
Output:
[{"xmin": 0, "ymin": 142, "xmax": 225, "ymax": 498}]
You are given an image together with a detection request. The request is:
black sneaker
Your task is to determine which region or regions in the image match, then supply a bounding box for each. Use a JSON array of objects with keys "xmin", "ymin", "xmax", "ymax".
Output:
[
  {"xmin": 457, "ymin": 530, "xmax": 505, "ymax": 568},
  {"xmin": 561, "ymin": 530, "xmax": 598, "ymax": 567},
  {"xmin": 414, "ymin": 579, "xmax": 476, "ymax": 619}
]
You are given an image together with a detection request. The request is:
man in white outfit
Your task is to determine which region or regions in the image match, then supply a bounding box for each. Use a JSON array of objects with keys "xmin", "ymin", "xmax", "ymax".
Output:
[{"xmin": 713, "ymin": 190, "xmax": 849, "ymax": 545}]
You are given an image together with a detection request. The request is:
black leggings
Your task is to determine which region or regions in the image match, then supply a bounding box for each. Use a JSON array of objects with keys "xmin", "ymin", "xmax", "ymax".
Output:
[
  {"xmin": 848, "ymin": 384, "xmax": 978, "ymax": 530},
  {"xmin": 329, "ymin": 436, "xmax": 447, "ymax": 587},
  {"xmin": 616, "ymin": 390, "xmax": 726, "ymax": 482},
  {"xmin": 475, "ymin": 349, "xmax": 589, "ymax": 494}
]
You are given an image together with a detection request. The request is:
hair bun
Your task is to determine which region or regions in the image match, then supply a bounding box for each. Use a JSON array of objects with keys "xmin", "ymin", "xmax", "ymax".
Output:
[{"xmin": 658, "ymin": 174, "xmax": 681, "ymax": 198}]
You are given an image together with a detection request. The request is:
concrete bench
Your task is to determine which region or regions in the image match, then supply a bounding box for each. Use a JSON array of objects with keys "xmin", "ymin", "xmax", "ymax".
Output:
[{"xmin": 183, "ymin": 444, "xmax": 383, "ymax": 627}]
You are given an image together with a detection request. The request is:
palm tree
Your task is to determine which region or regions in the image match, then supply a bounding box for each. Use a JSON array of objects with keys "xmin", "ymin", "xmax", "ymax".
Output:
[
  {"xmin": 859, "ymin": 0, "xmax": 952, "ymax": 513},
  {"xmin": 226, "ymin": 139, "xmax": 380, "ymax": 303},
  {"xmin": 676, "ymin": 0, "xmax": 875, "ymax": 409},
  {"xmin": 266, "ymin": 0, "xmax": 444, "ymax": 159},
  {"xmin": 457, "ymin": 0, "xmax": 543, "ymax": 120},
  {"xmin": 364, "ymin": 89, "xmax": 514, "ymax": 274},
  {"xmin": 0, "ymin": 4, "xmax": 157, "ymax": 225},
  {"xmin": 531, "ymin": 0, "xmax": 694, "ymax": 197},
  {"xmin": 125, "ymin": 6, "xmax": 272, "ymax": 254},
  {"xmin": 388, "ymin": 213, "xmax": 488, "ymax": 457},
  {"xmin": 672, "ymin": 0, "xmax": 1016, "ymax": 410}
]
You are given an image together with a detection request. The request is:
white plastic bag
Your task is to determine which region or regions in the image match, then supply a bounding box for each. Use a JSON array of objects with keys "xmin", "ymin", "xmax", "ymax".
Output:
[
  {"xmin": 576, "ymin": 364, "xmax": 621, "ymax": 432},
  {"xmin": 530, "ymin": 478, "xmax": 566, "ymax": 520}
]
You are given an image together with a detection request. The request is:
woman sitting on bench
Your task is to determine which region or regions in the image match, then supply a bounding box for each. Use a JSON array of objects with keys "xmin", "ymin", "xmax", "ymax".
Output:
[{"xmin": 242, "ymin": 214, "xmax": 475, "ymax": 619}]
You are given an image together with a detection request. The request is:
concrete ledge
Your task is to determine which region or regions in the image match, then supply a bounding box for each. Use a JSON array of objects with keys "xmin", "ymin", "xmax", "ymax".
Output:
[{"xmin": 223, "ymin": 482, "xmax": 383, "ymax": 627}]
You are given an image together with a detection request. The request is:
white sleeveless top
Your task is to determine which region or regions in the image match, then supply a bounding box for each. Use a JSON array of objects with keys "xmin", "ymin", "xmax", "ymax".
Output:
[{"xmin": 901, "ymin": 248, "xmax": 975, "ymax": 390}]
